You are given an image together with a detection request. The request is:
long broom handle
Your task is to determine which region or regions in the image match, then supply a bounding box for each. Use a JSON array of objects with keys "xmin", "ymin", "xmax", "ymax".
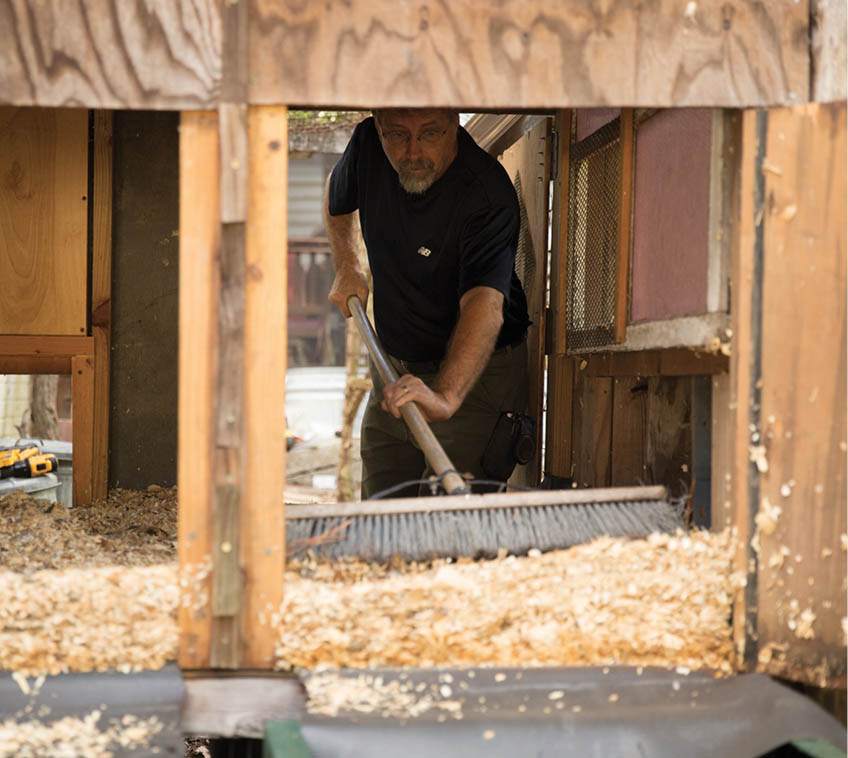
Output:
[{"xmin": 348, "ymin": 295, "xmax": 470, "ymax": 495}]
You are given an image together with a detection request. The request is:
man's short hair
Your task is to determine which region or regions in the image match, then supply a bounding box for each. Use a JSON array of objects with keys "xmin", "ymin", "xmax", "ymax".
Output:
[{"xmin": 372, "ymin": 108, "xmax": 459, "ymax": 127}]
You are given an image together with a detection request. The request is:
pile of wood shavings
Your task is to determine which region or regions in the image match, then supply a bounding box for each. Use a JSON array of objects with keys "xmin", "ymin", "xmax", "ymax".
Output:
[
  {"xmin": 0, "ymin": 710, "xmax": 163, "ymax": 758},
  {"xmin": 276, "ymin": 530, "xmax": 740, "ymax": 674},
  {"xmin": 0, "ymin": 565, "xmax": 178, "ymax": 675},
  {"xmin": 0, "ymin": 487, "xmax": 177, "ymax": 570},
  {"xmin": 0, "ymin": 488, "xmax": 178, "ymax": 676}
]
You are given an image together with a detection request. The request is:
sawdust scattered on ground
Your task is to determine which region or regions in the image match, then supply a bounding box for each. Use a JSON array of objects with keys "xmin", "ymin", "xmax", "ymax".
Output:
[{"xmin": 0, "ymin": 710, "xmax": 164, "ymax": 758}]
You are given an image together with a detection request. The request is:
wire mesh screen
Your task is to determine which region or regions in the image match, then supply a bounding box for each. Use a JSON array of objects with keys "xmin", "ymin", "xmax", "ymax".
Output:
[
  {"xmin": 566, "ymin": 119, "xmax": 621, "ymax": 351},
  {"xmin": 512, "ymin": 172, "xmax": 536, "ymax": 300}
]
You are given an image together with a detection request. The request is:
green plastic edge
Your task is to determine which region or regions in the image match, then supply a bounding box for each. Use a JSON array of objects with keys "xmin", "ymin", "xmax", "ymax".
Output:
[
  {"xmin": 263, "ymin": 720, "xmax": 313, "ymax": 758},
  {"xmin": 792, "ymin": 739, "xmax": 848, "ymax": 758}
]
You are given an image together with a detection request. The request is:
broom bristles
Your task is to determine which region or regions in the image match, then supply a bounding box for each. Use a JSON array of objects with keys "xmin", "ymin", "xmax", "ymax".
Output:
[{"xmin": 285, "ymin": 498, "xmax": 684, "ymax": 563}]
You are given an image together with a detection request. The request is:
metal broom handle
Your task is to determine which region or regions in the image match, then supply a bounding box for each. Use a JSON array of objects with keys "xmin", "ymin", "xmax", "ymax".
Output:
[{"xmin": 347, "ymin": 295, "xmax": 470, "ymax": 496}]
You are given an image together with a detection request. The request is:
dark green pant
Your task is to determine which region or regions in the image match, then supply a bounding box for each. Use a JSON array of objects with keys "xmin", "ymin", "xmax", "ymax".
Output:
[{"xmin": 360, "ymin": 341, "xmax": 529, "ymax": 498}]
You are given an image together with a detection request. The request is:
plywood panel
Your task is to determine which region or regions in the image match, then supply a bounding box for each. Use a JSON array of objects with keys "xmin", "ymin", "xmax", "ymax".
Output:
[
  {"xmin": 499, "ymin": 119, "xmax": 551, "ymax": 485},
  {"xmin": 630, "ymin": 109, "xmax": 712, "ymax": 323},
  {"xmin": 0, "ymin": 107, "xmax": 87, "ymax": 335},
  {"xmin": 812, "ymin": 0, "xmax": 847, "ymax": 102},
  {"xmin": 0, "ymin": 1, "xmax": 220, "ymax": 109},
  {"xmin": 250, "ymin": 0, "xmax": 810, "ymax": 109},
  {"xmin": 754, "ymin": 103, "xmax": 846, "ymax": 687}
]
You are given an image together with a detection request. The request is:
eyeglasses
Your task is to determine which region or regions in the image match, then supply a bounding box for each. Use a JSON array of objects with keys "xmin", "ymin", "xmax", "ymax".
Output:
[{"xmin": 380, "ymin": 128, "xmax": 448, "ymax": 148}]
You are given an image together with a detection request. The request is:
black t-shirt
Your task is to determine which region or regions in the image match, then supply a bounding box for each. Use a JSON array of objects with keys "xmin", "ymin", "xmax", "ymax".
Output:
[{"xmin": 328, "ymin": 117, "xmax": 530, "ymax": 362}]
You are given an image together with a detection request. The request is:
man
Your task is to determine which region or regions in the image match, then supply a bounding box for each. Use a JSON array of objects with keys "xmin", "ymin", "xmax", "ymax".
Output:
[{"xmin": 325, "ymin": 108, "xmax": 530, "ymax": 497}]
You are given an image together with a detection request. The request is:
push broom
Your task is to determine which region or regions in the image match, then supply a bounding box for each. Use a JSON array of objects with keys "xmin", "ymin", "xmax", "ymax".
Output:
[{"xmin": 285, "ymin": 296, "xmax": 683, "ymax": 562}]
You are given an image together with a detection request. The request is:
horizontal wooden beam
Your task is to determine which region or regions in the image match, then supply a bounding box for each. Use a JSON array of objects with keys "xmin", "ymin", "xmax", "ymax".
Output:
[
  {"xmin": 581, "ymin": 349, "xmax": 728, "ymax": 378},
  {"xmin": 0, "ymin": 0, "xmax": 819, "ymax": 109},
  {"xmin": 0, "ymin": 336, "xmax": 94, "ymax": 357}
]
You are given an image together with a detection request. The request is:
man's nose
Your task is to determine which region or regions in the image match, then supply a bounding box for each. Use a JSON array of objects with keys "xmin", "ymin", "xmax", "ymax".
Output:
[{"xmin": 404, "ymin": 136, "xmax": 423, "ymax": 160}]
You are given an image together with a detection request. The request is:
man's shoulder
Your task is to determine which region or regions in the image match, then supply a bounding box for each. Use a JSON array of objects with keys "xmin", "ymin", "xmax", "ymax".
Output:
[{"xmin": 456, "ymin": 129, "xmax": 517, "ymax": 209}]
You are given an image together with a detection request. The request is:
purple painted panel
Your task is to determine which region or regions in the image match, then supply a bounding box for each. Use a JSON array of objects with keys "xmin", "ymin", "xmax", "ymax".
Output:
[
  {"xmin": 576, "ymin": 109, "xmax": 620, "ymax": 142},
  {"xmin": 630, "ymin": 109, "xmax": 711, "ymax": 322}
]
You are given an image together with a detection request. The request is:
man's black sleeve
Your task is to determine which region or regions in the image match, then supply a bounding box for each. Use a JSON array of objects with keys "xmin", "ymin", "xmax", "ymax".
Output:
[
  {"xmin": 458, "ymin": 204, "xmax": 520, "ymax": 304},
  {"xmin": 327, "ymin": 120, "xmax": 364, "ymax": 216}
]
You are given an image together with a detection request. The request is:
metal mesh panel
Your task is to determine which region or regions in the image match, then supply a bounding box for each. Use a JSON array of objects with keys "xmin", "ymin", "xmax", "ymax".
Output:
[
  {"xmin": 566, "ymin": 119, "xmax": 621, "ymax": 351},
  {"xmin": 512, "ymin": 172, "xmax": 536, "ymax": 299}
]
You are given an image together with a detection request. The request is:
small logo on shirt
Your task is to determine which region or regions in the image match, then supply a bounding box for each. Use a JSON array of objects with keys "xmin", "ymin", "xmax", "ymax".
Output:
[{"xmin": 417, "ymin": 246, "xmax": 432, "ymax": 257}]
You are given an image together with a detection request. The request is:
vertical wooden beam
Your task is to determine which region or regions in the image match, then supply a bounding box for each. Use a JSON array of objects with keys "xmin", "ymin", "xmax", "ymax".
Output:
[
  {"xmin": 614, "ymin": 108, "xmax": 634, "ymax": 342},
  {"xmin": 71, "ymin": 354, "xmax": 94, "ymax": 506},
  {"xmin": 178, "ymin": 110, "xmax": 220, "ymax": 670},
  {"xmin": 91, "ymin": 110, "xmax": 113, "ymax": 500},
  {"xmin": 550, "ymin": 110, "xmax": 571, "ymax": 357},
  {"xmin": 728, "ymin": 108, "xmax": 764, "ymax": 666},
  {"xmin": 544, "ymin": 110, "xmax": 573, "ymax": 480},
  {"xmin": 241, "ymin": 105, "xmax": 287, "ymax": 668}
]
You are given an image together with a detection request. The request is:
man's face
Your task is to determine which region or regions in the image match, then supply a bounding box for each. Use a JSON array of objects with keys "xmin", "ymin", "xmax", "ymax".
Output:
[{"xmin": 375, "ymin": 109, "xmax": 459, "ymax": 194}]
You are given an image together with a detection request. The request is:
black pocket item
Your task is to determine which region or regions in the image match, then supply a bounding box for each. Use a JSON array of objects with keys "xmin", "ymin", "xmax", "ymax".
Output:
[{"xmin": 481, "ymin": 412, "xmax": 537, "ymax": 482}]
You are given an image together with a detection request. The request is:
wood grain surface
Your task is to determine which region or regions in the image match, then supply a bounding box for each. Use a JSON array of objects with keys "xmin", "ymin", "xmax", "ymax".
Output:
[
  {"xmin": 754, "ymin": 103, "xmax": 846, "ymax": 687},
  {"xmin": 0, "ymin": 0, "xmax": 220, "ymax": 109},
  {"xmin": 0, "ymin": 107, "xmax": 88, "ymax": 335},
  {"xmin": 249, "ymin": 0, "xmax": 810, "ymax": 108}
]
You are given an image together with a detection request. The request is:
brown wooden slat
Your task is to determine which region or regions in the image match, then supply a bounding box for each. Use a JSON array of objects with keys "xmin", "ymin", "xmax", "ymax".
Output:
[
  {"xmin": 91, "ymin": 110, "xmax": 113, "ymax": 500},
  {"xmin": 610, "ymin": 377, "xmax": 647, "ymax": 486},
  {"xmin": 71, "ymin": 355, "xmax": 94, "ymax": 507},
  {"xmin": 615, "ymin": 109, "xmax": 634, "ymax": 342},
  {"xmin": 544, "ymin": 355, "xmax": 574, "ymax": 479},
  {"xmin": 0, "ymin": 336, "xmax": 93, "ymax": 356},
  {"xmin": 0, "ymin": 356, "xmax": 71, "ymax": 374},
  {"xmin": 249, "ymin": 0, "xmax": 810, "ymax": 108},
  {"xmin": 178, "ymin": 110, "xmax": 220, "ymax": 670},
  {"xmin": 571, "ymin": 374, "xmax": 612, "ymax": 488},
  {"xmin": 241, "ymin": 105, "xmax": 287, "ymax": 669},
  {"xmin": 550, "ymin": 110, "xmax": 570, "ymax": 357},
  {"xmin": 581, "ymin": 349, "xmax": 728, "ymax": 378}
]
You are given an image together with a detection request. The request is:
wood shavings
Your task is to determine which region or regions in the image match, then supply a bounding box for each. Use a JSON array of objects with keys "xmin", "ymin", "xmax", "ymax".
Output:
[
  {"xmin": 0, "ymin": 488, "xmax": 177, "ymax": 571},
  {"xmin": 0, "ymin": 710, "xmax": 163, "ymax": 758},
  {"xmin": 0, "ymin": 565, "xmax": 178, "ymax": 676},
  {"xmin": 276, "ymin": 530, "xmax": 738, "ymax": 675},
  {"xmin": 749, "ymin": 445, "xmax": 769, "ymax": 473},
  {"xmin": 0, "ymin": 489, "xmax": 179, "ymax": 676},
  {"xmin": 754, "ymin": 498, "xmax": 781, "ymax": 537}
]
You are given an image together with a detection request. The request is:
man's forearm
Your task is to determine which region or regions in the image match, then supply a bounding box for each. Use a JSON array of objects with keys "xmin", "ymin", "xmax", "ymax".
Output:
[
  {"xmin": 433, "ymin": 286, "xmax": 503, "ymax": 411},
  {"xmin": 325, "ymin": 175, "xmax": 369, "ymax": 317}
]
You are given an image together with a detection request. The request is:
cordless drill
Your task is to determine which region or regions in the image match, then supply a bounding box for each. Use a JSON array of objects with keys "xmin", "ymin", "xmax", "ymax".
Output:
[{"xmin": 0, "ymin": 453, "xmax": 58, "ymax": 479}]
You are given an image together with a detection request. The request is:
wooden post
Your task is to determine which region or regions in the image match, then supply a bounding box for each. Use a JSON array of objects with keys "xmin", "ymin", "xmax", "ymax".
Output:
[
  {"xmin": 70, "ymin": 355, "xmax": 94, "ymax": 506},
  {"xmin": 91, "ymin": 110, "xmax": 113, "ymax": 500},
  {"xmin": 729, "ymin": 103, "xmax": 847, "ymax": 686},
  {"xmin": 614, "ymin": 108, "xmax": 634, "ymax": 343},
  {"xmin": 241, "ymin": 105, "xmax": 287, "ymax": 668},
  {"xmin": 178, "ymin": 110, "xmax": 220, "ymax": 669}
]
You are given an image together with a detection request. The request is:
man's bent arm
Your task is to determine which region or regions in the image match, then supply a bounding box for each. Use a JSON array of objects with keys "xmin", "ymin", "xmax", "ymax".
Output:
[
  {"xmin": 382, "ymin": 286, "xmax": 503, "ymax": 422},
  {"xmin": 324, "ymin": 175, "xmax": 369, "ymax": 318}
]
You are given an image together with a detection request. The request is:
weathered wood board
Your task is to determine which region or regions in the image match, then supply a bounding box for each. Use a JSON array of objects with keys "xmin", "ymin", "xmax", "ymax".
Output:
[
  {"xmin": 0, "ymin": 107, "xmax": 88, "ymax": 335},
  {"xmin": 0, "ymin": 0, "xmax": 817, "ymax": 109},
  {"xmin": 751, "ymin": 103, "xmax": 846, "ymax": 687},
  {"xmin": 250, "ymin": 0, "xmax": 810, "ymax": 109},
  {"xmin": 0, "ymin": 0, "xmax": 221, "ymax": 109}
]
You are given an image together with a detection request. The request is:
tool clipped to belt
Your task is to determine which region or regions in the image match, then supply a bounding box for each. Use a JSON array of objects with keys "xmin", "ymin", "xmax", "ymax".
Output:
[{"xmin": 0, "ymin": 452, "xmax": 58, "ymax": 480}]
